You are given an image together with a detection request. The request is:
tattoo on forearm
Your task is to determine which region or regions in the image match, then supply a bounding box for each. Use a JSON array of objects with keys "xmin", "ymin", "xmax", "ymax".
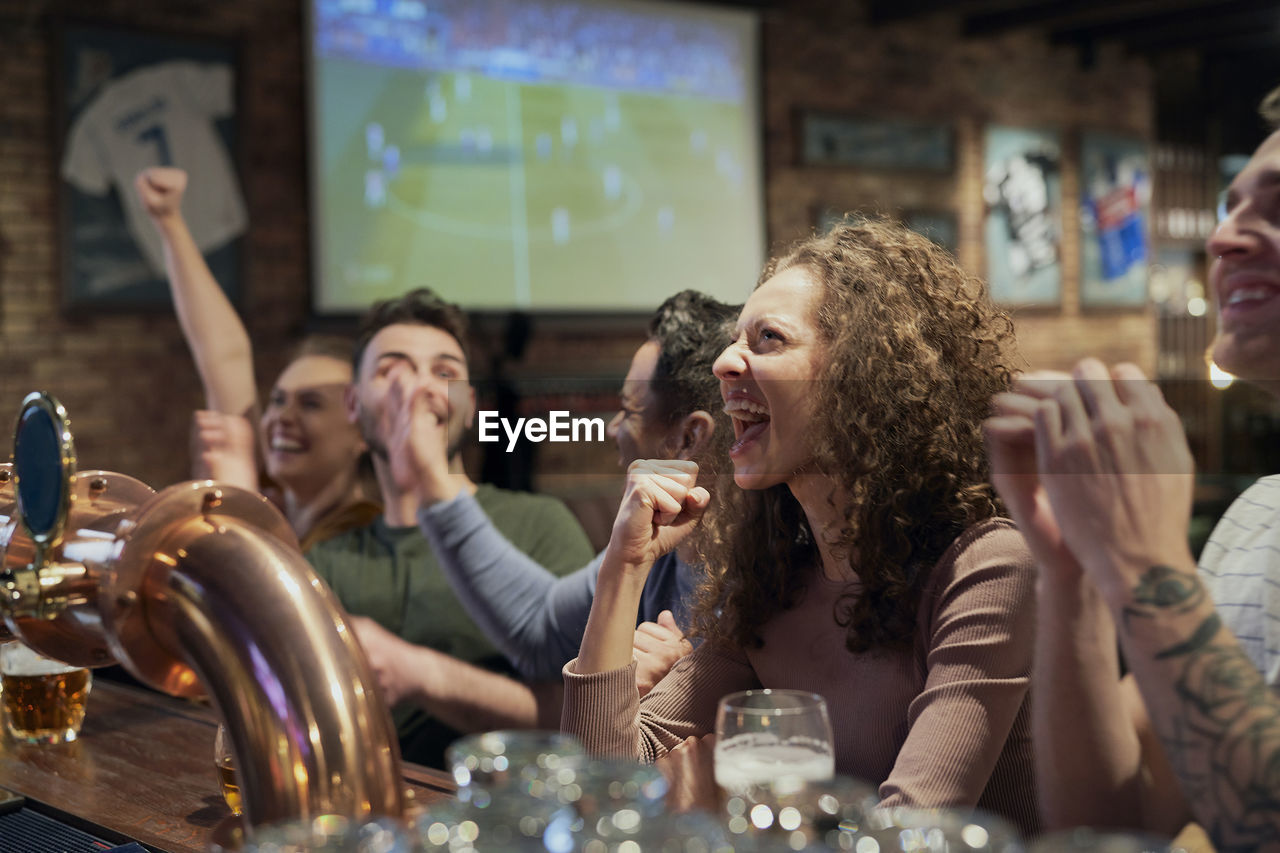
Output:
[
  {"xmin": 1120, "ymin": 564, "xmax": 1206, "ymax": 631},
  {"xmin": 1156, "ymin": 613, "xmax": 1222, "ymax": 660},
  {"xmin": 1122, "ymin": 565, "xmax": 1280, "ymax": 850},
  {"xmin": 1175, "ymin": 645, "xmax": 1280, "ymax": 851},
  {"xmin": 1133, "ymin": 565, "xmax": 1203, "ymax": 610}
]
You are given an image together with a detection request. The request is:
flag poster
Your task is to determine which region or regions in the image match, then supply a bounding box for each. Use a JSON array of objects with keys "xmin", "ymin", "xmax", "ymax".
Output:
[{"xmin": 1079, "ymin": 133, "xmax": 1151, "ymax": 308}]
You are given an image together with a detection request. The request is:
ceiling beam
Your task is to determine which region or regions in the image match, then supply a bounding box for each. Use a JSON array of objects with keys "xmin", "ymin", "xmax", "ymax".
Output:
[
  {"xmin": 964, "ymin": 0, "xmax": 1225, "ymax": 36},
  {"xmin": 1048, "ymin": 0, "xmax": 1278, "ymax": 43},
  {"xmin": 868, "ymin": 0, "xmax": 1045, "ymax": 26},
  {"xmin": 1108, "ymin": 8, "xmax": 1280, "ymax": 53}
]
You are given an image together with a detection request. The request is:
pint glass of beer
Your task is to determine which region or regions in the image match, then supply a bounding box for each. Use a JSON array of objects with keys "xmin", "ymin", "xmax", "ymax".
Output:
[
  {"xmin": 0, "ymin": 642, "xmax": 92, "ymax": 744},
  {"xmin": 214, "ymin": 723, "xmax": 243, "ymax": 816}
]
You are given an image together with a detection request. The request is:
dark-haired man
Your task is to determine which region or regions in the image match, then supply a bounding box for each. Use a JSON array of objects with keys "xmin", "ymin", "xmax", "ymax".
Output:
[{"xmin": 306, "ymin": 288, "xmax": 595, "ymax": 767}]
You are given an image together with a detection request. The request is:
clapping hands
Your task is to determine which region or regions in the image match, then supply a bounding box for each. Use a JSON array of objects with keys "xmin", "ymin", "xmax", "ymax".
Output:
[{"xmin": 985, "ymin": 358, "xmax": 1196, "ymax": 600}]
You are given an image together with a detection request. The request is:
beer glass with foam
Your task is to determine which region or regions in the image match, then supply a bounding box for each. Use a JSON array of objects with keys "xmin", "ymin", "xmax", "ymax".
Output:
[
  {"xmin": 714, "ymin": 689, "xmax": 834, "ymax": 835},
  {"xmin": 0, "ymin": 642, "xmax": 92, "ymax": 745}
]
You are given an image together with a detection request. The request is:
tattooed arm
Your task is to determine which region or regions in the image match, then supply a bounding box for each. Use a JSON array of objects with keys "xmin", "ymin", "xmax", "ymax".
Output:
[
  {"xmin": 1112, "ymin": 565, "xmax": 1280, "ymax": 851},
  {"xmin": 1024, "ymin": 359, "xmax": 1280, "ymax": 850}
]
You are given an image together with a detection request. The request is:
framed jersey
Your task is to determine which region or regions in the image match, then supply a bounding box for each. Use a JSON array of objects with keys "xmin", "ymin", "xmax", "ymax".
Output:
[{"xmin": 54, "ymin": 21, "xmax": 245, "ymax": 310}]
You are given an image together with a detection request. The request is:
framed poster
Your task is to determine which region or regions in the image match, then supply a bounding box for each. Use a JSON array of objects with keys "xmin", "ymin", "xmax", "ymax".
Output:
[
  {"xmin": 798, "ymin": 113, "xmax": 953, "ymax": 172},
  {"xmin": 983, "ymin": 126, "xmax": 1062, "ymax": 307},
  {"xmin": 1080, "ymin": 133, "xmax": 1151, "ymax": 308},
  {"xmin": 814, "ymin": 206, "xmax": 958, "ymax": 254},
  {"xmin": 903, "ymin": 209, "xmax": 958, "ymax": 255},
  {"xmin": 55, "ymin": 22, "xmax": 244, "ymax": 310}
]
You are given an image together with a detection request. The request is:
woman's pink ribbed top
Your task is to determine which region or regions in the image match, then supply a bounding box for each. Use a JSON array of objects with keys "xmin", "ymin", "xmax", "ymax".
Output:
[{"xmin": 562, "ymin": 518, "xmax": 1040, "ymax": 835}]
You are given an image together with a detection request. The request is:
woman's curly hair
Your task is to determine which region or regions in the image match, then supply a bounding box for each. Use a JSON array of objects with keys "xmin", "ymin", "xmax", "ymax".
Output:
[{"xmin": 689, "ymin": 215, "xmax": 1018, "ymax": 654}]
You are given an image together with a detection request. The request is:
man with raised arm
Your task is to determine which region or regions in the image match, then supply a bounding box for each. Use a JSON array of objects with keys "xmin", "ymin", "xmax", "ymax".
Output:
[{"xmin": 985, "ymin": 85, "xmax": 1280, "ymax": 849}]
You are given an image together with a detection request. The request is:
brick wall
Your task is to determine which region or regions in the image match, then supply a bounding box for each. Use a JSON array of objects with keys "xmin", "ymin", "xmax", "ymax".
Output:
[
  {"xmin": 0, "ymin": 0, "xmax": 1155, "ymax": 491},
  {"xmin": 0, "ymin": 0, "xmax": 310, "ymax": 489},
  {"xmin": 761, "ymin": 3, "xmax": 1156, "ymax": 372}
]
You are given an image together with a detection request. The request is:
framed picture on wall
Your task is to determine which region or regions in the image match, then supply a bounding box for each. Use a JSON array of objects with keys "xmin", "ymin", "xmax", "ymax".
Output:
[
  {"xmin": 903, "ymin": 209, "xmax": 958, "ymax": 254},
  {"xmin": 54, "ymin": 21, "xmax": 244, "ymax": 310},
  {"xmin": 798, "ymin": 113, "xmax": 953, "ymax": 172},
  {"xmin": 814, "ymin": 206, "xmax": 958, "ymax": 254},
  {"xmin": 1079, "ymin": 132, "xmax": 1151, "ymax": 308},
  {"xmin": 983, "ymin": 125, "xmax": 1062, "ymax": 307}
]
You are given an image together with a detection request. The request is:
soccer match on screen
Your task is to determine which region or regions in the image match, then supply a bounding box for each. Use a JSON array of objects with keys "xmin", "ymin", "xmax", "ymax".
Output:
[{"xmin": 311, "ymin": 0, "xmax": 763, "ymax": 312}]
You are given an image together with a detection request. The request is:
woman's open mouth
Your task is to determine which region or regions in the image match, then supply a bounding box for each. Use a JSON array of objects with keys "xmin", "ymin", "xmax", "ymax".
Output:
[{"xmin": 724, "ymin": 398, "xmax": 770, "ymax": 454}]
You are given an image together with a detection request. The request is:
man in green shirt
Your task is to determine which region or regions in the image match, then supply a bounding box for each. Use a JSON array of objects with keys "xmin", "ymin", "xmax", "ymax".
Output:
[{"xmin": 306, "ymin": 288, "xmax": 594, "ymax": 767}]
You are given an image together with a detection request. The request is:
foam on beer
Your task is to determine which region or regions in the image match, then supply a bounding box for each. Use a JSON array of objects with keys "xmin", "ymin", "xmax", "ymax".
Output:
[{"xmin": 4, "ymin": 645, "xmax": 81, "ymax": 676}]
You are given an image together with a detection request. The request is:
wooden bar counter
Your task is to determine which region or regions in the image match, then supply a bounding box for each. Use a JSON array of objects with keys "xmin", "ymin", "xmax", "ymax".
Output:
[{"xmin": 0, "ymin": 679, "xmax": 455, "ymax": 852}]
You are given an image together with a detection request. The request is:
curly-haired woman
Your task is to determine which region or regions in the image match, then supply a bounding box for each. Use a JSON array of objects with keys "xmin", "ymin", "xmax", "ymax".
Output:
[{"xmin": 562, "ymin": 217, "xmax": 1039, "ymax": 834}]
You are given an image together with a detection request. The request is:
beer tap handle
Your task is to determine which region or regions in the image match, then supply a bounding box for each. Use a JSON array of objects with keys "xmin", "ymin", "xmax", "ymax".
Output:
[
  {"xmin": 0, "ymin": 566, "xmax": 40, "ymax": 617},
  {"xmin": 0, "ymin": 559, "xmax": 90, "ymax": 621}
]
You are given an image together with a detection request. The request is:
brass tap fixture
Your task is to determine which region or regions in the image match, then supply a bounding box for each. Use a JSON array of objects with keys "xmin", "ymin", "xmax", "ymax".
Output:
[{"xmin": 0, "ymin": 392, "xmax": 406, "ymax": 834}]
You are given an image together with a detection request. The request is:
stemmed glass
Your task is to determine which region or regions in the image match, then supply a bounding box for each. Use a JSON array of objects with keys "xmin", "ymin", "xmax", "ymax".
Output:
[{"xmin": 713, "ymin": 689, "xmax": 834, "ymax": 834}]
